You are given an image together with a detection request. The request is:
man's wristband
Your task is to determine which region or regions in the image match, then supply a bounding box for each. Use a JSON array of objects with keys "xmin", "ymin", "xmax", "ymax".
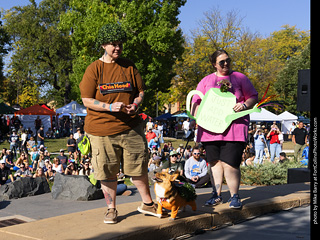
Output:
[
  {"xmin": 109, "ymin": 103, "xmax": 112, "ymax": 112},
  {"xmin": 132, "ymin": 103, "xmax": 138, "ymax": 110}
]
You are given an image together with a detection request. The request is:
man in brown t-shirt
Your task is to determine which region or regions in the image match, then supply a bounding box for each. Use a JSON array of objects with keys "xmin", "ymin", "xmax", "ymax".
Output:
[{"xmin": 80, "ymin": 23, "xmax": 161, "ymax": 224}]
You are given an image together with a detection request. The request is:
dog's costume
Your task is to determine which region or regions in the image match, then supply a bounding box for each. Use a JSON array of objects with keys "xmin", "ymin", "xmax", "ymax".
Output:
[{"xmin": 154, "ymin": 171, "xmax": 197, "ymax": 220}]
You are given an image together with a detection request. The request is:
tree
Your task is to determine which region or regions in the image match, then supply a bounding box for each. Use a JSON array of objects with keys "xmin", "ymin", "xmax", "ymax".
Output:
[
  {"xmin": 58, "ymin": 0, "xmax": 117, "ymax": 102},
  {"xmin": 275, "ymin": 43, "xmax": 310, "ymax": 115},
  {"xmin": 249, "ymin": 25, "xmax": 310, "ymax": 98},
  {"xmin": 167, "ymin": 7, "xmax": 259, "ymax": 109},
  {"xmin": 19, "ymin": 82, "xmax": 40, "ymax": 108},
  {"xmin": 169, "ymin": 35, "xmax": 212, "ymax": 107},
  {"xmin": 59, "ymin": 0, "xmax": 186, "ymax": 115},
  {"xmin": 2, "ymin": 0, "xmax": 72, "ymax": 106},
  {"xmin": 270, "ymin": 25, "xmax": 310, "ymax": 62},
  {"xmin": 0, "ymin": 13, "xmax": 10, "ymax": 103},
  {"xmin": 115, "ymin": 0, "xmax": 186, "ymax": 115}
]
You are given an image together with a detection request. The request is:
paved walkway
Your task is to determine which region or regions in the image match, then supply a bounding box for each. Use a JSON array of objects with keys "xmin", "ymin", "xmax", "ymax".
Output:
[
  {"xmin": 190, "ymin": 205, "xmax": 310, "ymax": 240},
  {"xmin": 0, "ymin": 182, "xmax": 310, "ymax": 240}
]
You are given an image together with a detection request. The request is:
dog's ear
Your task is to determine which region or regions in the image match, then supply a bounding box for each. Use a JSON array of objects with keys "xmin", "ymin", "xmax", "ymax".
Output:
[{"xmin": 170, "ymin": 172, "xmax": 179, "ymax": 181}]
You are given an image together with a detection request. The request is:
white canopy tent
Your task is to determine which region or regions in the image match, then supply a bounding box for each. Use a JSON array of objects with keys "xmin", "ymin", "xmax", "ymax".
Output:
[
  {"xmin": 278, "ymin": 111, "xmax": 298, "ymax": 134},
  {"xmin": 249, "ymin": 108, "xmax": 282, "ymax": 122}
]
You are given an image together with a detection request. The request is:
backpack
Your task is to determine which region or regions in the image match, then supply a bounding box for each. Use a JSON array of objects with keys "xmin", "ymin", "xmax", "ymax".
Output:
[{"xmin": 78, "ymin": 135, "xmax": 91, "ymax": 155}]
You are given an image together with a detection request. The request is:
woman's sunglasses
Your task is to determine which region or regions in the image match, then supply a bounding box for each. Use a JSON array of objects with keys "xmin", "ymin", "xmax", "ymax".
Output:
[{"xmin": 218, "ymin": 58, "xmax": 231, "ymax": 67}]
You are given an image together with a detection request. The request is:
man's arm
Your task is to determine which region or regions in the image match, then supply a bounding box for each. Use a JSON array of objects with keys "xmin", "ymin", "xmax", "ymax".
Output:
[
  {"xmin": 82, "ymin": 98, "xmax": 125, "ymax": 112},
  {"xmin": 126, "ymin": 91, "xmax": 145, "ymax": 114},
  {"xmin": 133, "ymin": 91, "xmax": 144, "ymax": 106}
]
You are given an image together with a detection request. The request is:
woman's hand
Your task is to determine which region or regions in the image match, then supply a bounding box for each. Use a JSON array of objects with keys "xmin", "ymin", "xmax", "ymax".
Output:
[{"xmin": 233, "ymin": 103, "xmax": 245, "ymax": 112}]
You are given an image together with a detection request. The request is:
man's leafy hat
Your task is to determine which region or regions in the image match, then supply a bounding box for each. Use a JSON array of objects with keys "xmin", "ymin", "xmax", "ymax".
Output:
[{"xmin": 96, "ymin": 23, "xmax": 127, "ymax": 49}]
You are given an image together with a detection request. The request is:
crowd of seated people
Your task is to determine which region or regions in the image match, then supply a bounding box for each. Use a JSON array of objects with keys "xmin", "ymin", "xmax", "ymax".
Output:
[
  {"xmin": 0, "ymin": 142, "xmax": 94, "ymax": 187},
  {"xmin": 3, "ymin": 118, "xmax": 305, "ymax": 191},
  {"xmin": 147, "ymin": 141, "xmax": 210, "ymax": 188}
]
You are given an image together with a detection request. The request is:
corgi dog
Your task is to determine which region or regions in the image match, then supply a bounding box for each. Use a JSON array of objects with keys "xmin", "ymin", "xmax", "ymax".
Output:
[{"xmin": 153, "ymin": 169, "xmax": 197, "ymax": 220}]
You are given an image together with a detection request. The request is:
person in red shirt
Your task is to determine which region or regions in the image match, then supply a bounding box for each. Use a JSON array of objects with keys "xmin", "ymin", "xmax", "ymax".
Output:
[
  {"xmin": 145, "ymin": 128, "xmax": 156, "ymax": 143},
  {"xmin": 267, "ymin": 126, "xmax": 282, "ymax": 163}
]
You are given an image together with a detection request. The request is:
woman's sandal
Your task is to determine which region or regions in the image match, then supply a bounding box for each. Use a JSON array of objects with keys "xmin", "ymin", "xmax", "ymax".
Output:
[{"xmin": 205, "ymin": 192, "xmax": 223, "ymax": 206}]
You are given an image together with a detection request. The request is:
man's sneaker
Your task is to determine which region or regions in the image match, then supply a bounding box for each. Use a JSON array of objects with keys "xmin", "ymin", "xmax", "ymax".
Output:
[
  {"xmin": 137, "ymin": 202, "xmax": 162, "ymax": 218},
  {"xmin": 104, "ymin": 208, "xmax": 118, "ymax": 224},
  {"xmin": 228, "ymin": 194, "xmax": 242, "ymax": 209}
]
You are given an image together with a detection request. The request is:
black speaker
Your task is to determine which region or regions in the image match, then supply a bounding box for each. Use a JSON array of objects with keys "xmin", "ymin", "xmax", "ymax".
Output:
[{"xmin": 297, "ymin": 69, "xmax": 310, "ymax": 112}]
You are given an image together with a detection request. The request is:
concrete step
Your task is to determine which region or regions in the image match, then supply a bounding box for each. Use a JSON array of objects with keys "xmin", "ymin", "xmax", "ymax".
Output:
[{"xmin": 0, "ymin": 183, "xmax": 310, "ymax": 240}]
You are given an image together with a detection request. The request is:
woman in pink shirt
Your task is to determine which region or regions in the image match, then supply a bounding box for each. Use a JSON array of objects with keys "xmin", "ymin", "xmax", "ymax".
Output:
[{"xmin": 190, "ymin": 50, "xmax": 258, "ymax": 209}]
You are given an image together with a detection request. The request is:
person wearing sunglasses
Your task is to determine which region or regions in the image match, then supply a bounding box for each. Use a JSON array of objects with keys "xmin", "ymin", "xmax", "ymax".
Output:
[
  {"xmin": 190, "ymin": 49, "xmax": 258, "ymax": 208},
  {"xmin": 160, "ymin": 151, "xmax": 184, "ymax": 176},
  {"xmin": 184, "ymin": 147, "xmax": 210, "ymax": 188}
]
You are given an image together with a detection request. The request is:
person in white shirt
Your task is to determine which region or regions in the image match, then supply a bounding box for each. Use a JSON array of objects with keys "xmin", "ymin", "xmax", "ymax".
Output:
[
  {"xmin": 182, "ymin": 118, "xmax": 190, "ymax": 136},
  {"xmin": 73, "ymin": 127, "xmax": 81, "ymax": 140},
  {"xmin": 21, "ymin": 129, "xmax": 28, "ymax": 154},
  {"xmin": 146, "ymin": 118, "xmax": 153, "ymax": 132},
  {"xmin": 184, "ymin": 147, "xmax": 210, "ymax": 188}
]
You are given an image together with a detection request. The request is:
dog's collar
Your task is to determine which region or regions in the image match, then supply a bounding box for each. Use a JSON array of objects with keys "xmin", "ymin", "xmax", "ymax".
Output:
[{"xmin": 159, "ymin": 197, "xmax": 170, "ymax": 202}]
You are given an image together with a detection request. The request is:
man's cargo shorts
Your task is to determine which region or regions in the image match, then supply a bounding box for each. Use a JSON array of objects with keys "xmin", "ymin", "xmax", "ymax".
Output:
[{"xmin": 87, "ymin": 123, "xmax": 148, "ymax": 180}]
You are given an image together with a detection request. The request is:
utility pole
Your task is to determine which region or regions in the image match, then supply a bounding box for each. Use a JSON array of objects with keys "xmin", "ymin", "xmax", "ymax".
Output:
[{"xmin": 156, "ymin": 89, "xmax": 159, "ymax": 117}]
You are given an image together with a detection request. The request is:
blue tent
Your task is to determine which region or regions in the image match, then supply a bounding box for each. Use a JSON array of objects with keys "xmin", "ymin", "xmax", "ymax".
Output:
[
  {"xmin": 154, "ymin": 112, "xmax": 173, "ymax": 120},
  {"xmin": 297, "ymin": 115, "xmax": 310, "ymax": 124},
  {"xmin": 56, "ymin": 101, "xmax": 87, "ymax": 117}
]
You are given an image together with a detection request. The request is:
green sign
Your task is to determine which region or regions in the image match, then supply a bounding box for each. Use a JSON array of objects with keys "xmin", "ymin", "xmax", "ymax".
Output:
[{"xmin": 186, "ymin": 88, "xmax": 261, "ymax": 134}]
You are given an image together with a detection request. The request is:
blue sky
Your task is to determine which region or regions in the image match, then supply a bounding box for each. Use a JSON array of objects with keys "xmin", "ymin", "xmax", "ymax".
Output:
[
  {"xmin": 1, "ymin": 0, "xmax": 310, "ymax": 37},
  {"xmin": 178, "ymin": 0, "xmax": 310, "ymax": 37}
]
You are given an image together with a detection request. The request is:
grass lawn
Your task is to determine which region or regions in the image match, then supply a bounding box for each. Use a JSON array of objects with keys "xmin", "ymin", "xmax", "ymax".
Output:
[
  {"xmin": 164, "ymin": 137, "xmax": 295, "ymax": 152},
  {"xmin": 0, "ymin": 137, "xmax": 295, "ymax": 154},
  {"xmin": 0, "ymin": 137, "xmax": 69, "ymax": 155}
]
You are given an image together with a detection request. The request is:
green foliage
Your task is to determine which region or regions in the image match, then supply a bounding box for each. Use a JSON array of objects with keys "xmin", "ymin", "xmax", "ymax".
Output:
[
  {"xmin": 176, "ymin": 182, "xmax": 197, "ymax": 202},
  {"xmin": 104, "ymin": 0, "xmax": 186, "ymax": 115},
  {"xmin": 59, "ymin": 0, "xmax": 186, "ymax": 115},
  {"xmin": 96, "ymin": 23, "xmax": 127, "ymax": 48},
  {"xmin": 240, "ymin": 161, "xmax": 307, "ymax": 186},
  {"xmin": 19, "ymin": 82, "xmax": 40, "ymax": 108},
  {"xmin": 58, "ymin": 0, "xmax": 117, "ymax": 102},
  {"xmin": 0, "ymin": 13, "xmax": 11, "ymax": 101},
  {"xmin": 275, "ymin": 43, "xmax": 310, "ymax": 115},
  {"xmin": 2, "ymin": 0, "xmax": 72, "ymax": 106},
  {"xmin": 2, "ymin": 1, "xmax": 310, "ymax": 115}
]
